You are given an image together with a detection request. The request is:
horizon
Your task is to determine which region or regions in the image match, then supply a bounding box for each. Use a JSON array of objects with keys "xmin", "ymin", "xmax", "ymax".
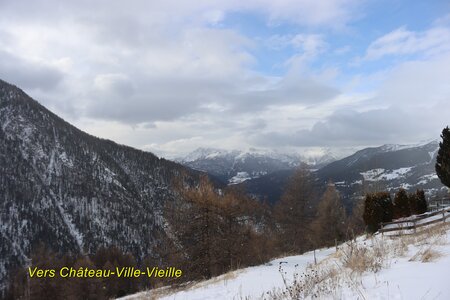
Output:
[{"xmin": 1, "ymin": 1, "xmax": 450, "ymax": 158}]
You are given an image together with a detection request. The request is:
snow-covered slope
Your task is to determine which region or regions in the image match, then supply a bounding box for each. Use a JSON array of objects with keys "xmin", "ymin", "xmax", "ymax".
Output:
[{"xmin": 122, "ymin": 223, "xmax": 450, "ymax": 300}]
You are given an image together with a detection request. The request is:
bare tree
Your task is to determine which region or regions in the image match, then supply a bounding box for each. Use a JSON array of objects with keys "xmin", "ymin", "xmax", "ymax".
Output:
[
  {"xmin": 311, "ymin": 183, "xmax": 347, "ymax": 247},
  {"xmin": 274, "ymin": 165, "xmax": 319, "ymax": 253}
]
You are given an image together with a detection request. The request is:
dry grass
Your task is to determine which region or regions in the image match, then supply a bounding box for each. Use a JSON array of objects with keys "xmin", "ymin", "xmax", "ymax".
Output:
[
  {"xmin": 419, "ymin": 248, "xmax": 443, "ymax": 262},
  {"xmin": 269, "ymin": 223, "xmax": 449, "ymax": 299},
  {"xmin": 128, "ymin": 223, "xmax": 450, "ymax": 300}
]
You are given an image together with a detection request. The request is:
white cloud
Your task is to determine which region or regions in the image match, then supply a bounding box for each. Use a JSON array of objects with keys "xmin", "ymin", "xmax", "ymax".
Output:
[
  {"xmin": 3, "ymin": 0, "xmax": 450, "ymax": 157},
  {"xmin": 364, "ymin": 26, "xmax": 450, "ymax": 61}
]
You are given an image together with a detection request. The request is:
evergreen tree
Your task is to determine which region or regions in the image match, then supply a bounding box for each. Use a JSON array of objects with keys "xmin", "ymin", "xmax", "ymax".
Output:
[
  {"xmin": 415, "ymin": 189, "xmax": 428, "ymax": 214},
  {"xmin": 311, "ymin": 183, "xmax": 347, "ymax": 247},
  {"xmin": 363, "ymin": 192, "xmax": 393, "ymax": 233},
  {"xmin": 393, "ymin": 188, "xmax": 410, "ymax": 218},
  {"xmin": 436, "ymin": 126, "xmax": 450, "ymax": 188}
]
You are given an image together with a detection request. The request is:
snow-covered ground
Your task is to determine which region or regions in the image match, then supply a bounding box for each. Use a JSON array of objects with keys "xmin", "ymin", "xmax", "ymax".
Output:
[
  {"xmin": 121, "ymin": 223, "xmax": 450, "ymax": 300},
  {"xmin": 360, "ymin": 167, "xmax": 413, "ymax": 181}
]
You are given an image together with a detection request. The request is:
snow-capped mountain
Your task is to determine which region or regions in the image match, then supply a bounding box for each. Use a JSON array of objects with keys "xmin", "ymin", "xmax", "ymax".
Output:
[
  {"xmin": 177, "ymin": 147, "xmax": 337, "ymax": 184},
  {"xmin": 0, "ymin": 79, "xmax": 204, "ymax": 291},
  {"xmin": 238, "ymin": 141, "xmax": 447, "ymax": 206},
  {"xmin": 316, "ymin": 140, "xmax": 447, "ymax": 204}
]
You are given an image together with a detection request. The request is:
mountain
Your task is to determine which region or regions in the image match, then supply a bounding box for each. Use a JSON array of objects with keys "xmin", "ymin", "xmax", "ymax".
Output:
[
  {"xmin": 316, "ymin": 140, "xmax": 447, "ymax": 204},
  {"xmin": 177, "ymin": 147, "xmax": 337, "ymax": 185},
  {"xmin": 238, "ymin": 141, "xmax": 448, "ymax": 206},
  {"xmin": 0, "ymin": 79, "xmax": 203, "ymax": 291}
]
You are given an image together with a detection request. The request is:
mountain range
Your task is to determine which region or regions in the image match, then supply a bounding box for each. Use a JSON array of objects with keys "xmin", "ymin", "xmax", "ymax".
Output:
[
  {"xmin": 177, "ymin": 147, "xmax": 338, "ymax": 184},
  {"xmin": 176, "ymin": 141, "xmax": 447, "ymax": 206},
  {"xmin": 236, "ymin": 141, "xmax": 447, "ymax": 206}
]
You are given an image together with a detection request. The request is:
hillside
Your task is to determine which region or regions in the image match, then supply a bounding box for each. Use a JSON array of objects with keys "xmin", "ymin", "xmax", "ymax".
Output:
[
  {"xmin": 122, "ymin": 220, "xmax": 450, "ymax": 299},
  {"xmin": 0, "ymin": 79, "xmax": 203, "ymax": 291}
]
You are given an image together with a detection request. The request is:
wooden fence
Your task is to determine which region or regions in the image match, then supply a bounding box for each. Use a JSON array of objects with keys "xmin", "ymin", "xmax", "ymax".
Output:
[
  {"xmin": 379, "ymin": 206, "xmax": 450, "ymax": 236},
  {"xmin": 428, "ymin": 197, "xmax": 450, "ymax": 211}
]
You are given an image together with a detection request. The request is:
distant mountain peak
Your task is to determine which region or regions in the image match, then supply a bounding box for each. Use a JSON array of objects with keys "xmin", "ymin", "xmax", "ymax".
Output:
[
  {"xmin": 177, "ymin": 147, "xmax": 338, "ymax": 185},
  {"xmin": 380, "ymin": 140, "xmax": 439, "ymax": 153}
]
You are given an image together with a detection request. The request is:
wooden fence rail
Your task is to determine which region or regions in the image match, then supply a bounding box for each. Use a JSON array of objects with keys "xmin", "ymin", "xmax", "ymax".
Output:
[
  {"xmin": 379, "ymin": 206, "xmax": 450, "ymax": 236},
  {"xmin": 428, "ymin": 198, "xmax": 450, "ymax": 211}
]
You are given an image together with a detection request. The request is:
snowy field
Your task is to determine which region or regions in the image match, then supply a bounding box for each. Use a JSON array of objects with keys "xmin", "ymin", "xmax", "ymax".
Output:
[{"xmin": 121, "ymin": 223, "xmax": 450, "ymax": 300}]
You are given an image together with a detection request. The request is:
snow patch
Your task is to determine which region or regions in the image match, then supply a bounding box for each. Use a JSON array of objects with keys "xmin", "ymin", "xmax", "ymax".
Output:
[
  {"xmin": 360, "ymin": 168, "xmax": 385, "ymax": 181},
  {"xmin": 229, "ymin": 172, "xmax": 251, "ymax": 185},
  {"xmin": 360, "ymin": 167, "xmax": 412, "ymax": 181}
]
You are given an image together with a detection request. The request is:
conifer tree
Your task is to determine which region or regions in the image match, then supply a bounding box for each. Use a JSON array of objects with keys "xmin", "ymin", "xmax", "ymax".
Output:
[
  {"xmin": 436, "ymin": 126, "xmax": 450, "ymax": 188},
  {"xmin": 393, "ymin": 188, "xmax": 410, "ymax": 218},
  {"xmin": 415, "ymin": 189, "xmax": 428, "ymax": 214},
  {"xmin": 363, "ymin": 192, "xmax": 393, "ymax": 233}
]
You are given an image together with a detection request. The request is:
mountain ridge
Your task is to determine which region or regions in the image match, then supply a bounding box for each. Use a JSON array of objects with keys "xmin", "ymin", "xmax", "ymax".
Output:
[
  {"xmin": 0, "ymin": 79, "xmax": 204, "ymax": 291},
  {"xmin": 237, "ymin": 140, "xmax": 447, "ymax": 205},
  {"xmin": 177, "ymin": 147, "xmax": 338, "ymax": 184}
]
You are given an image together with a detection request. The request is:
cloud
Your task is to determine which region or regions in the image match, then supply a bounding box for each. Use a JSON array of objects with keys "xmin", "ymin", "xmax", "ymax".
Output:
[
  {"xmin": 378, "ymin": 52, "xmax": 450, "ymax": 106},
  {"xmin": 0, "ymin": 1, "xmax": 351, "ymax": 126},
  {"xmin": 265, "ymin": 33, "xmax": 326, "ymax": 53},
  {"xmin": 0, "ymin": 50, "xmax": 63, "ymax": 91},
  {"xmin": 252, "ymin": 104, "xmax": 449, "ymax": 148},
  {"xmin": 0, "ymin": 0, "xmax": 362, "ymax": 28},
  {"xmin": 2, "ymin": 0, "xmax": 449, "ymax": 157},
  {"xmin": 363, "ymin": 26, "xmax": 450, "ymax": 61}
]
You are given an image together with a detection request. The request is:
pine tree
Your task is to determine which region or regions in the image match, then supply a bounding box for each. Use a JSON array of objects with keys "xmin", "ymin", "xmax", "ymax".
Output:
[
  {"xmin": 415, "ymin": 189, "xmax": 428, "ymax": 214},
  {"xmin": 436, "ymin": 126, "xmax": 450, "ymax": 188},
  {"xmin": 363, "ymin": 192, "xmax": 393, "ymax": 233},
  {"xmin": 311, "ymin": 183, "xmax": 347, "ymax": 247},
  {"xmin": 393, "ymin": 188, "xmax": 410, "ymax": 218}
]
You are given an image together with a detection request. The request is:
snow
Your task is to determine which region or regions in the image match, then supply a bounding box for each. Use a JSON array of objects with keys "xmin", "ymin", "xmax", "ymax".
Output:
[
  {"xmin": 400, "ymin": 183, "xmax": 412, "ymax": 189},
  {"xmin": 360, "ymin": 167, "xmax": 413, "ymax": 181},
  {"xmin": 228, "ymin": 172, "xmax": 252, "ymax": 185},
  {"xmin": 381, "ymin": 140, "xmax": 438, "ymax": 153},
  {"xmin": 122, "ymin": 222, "xmax": 450, "ymax": 300},
  {"xmin": 361, "ymin": 168, "xmax": 385, "ymax": 181},
  {"xmin": 417, "ymin": 174, "xmax": 439, "ymax": 185},
  {"xmin": 121, "ymin": 248, "xmax": 335, "ymax": 300}
]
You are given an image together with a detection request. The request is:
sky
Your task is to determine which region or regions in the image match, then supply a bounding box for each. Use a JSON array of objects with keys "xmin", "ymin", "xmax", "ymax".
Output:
[{"xmin": 1, "ymin": 0, "xmax": 450, "ymax": 158}]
